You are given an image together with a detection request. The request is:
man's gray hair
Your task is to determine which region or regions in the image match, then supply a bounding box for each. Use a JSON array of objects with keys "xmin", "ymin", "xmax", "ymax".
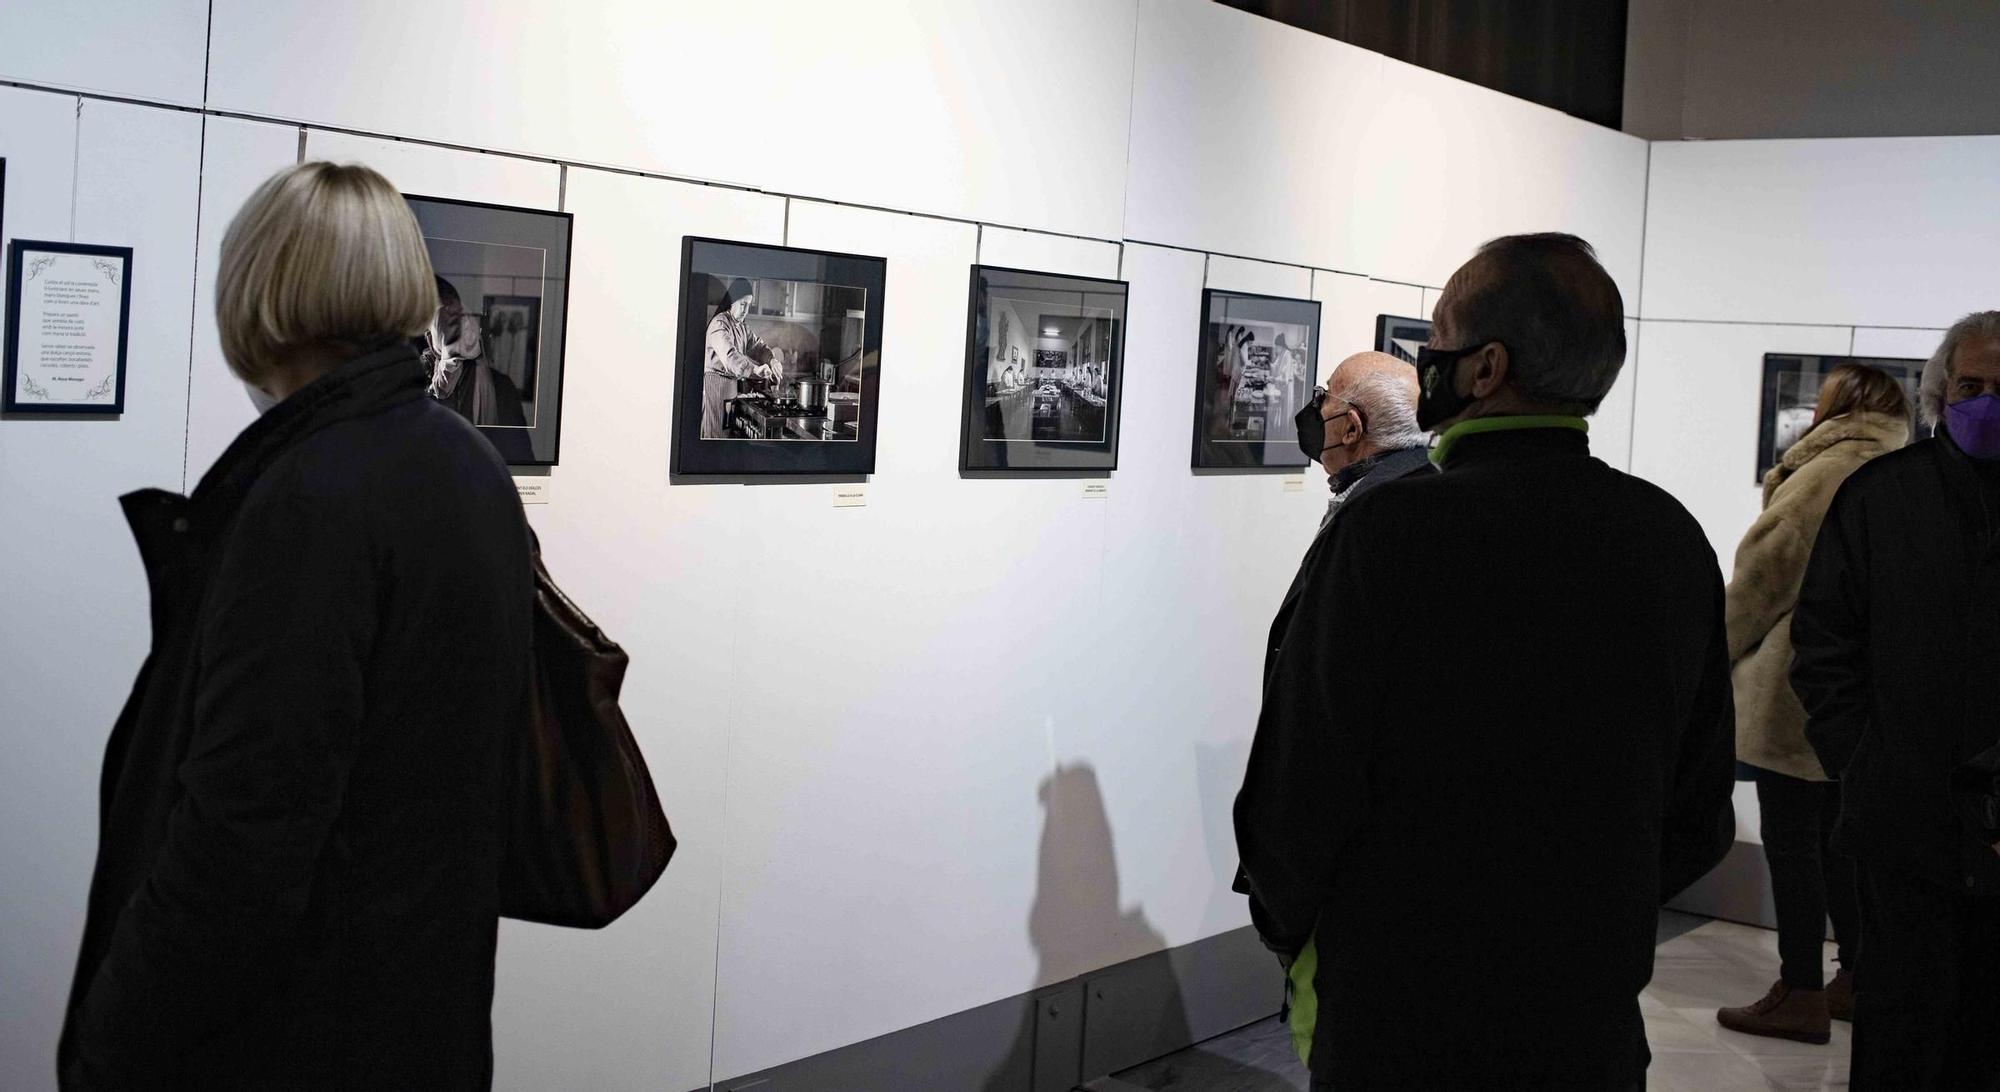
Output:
[
  {"xmin": 1344, "ymin": 368, "xmax": 1426, "ymax": 449},
  {"xmin": 1454, "ymin": 233, "xmax": 1627, "ymax": 414},
  {"xmin": 1918, "ymin": 310, "xmax": 2000, "ymax": 427}
]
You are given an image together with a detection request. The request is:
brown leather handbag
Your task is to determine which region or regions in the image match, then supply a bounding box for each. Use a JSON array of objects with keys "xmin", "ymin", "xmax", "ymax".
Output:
[{"xmin": 499, "ymin": 550, "xmax": 675, "ymax": 928}]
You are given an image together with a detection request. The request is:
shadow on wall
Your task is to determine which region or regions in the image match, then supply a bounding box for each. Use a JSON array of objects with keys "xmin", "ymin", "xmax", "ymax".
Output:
[
  {"xmin": 982, "ymin": 764, "xmax": 1190, "ymax": 1092},
  {"xmin": 1195, "ymin": 741, "xmax": 1254, "ymax": 938}
]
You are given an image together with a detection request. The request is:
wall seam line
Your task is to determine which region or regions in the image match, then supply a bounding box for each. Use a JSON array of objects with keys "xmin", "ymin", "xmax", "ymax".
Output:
[
  {"xmin": 179, "ymin": 112, "xmax": 210, "ymax": 494},
  {"xmin": 1627, "ymin": 140, "xmax": 1652, "ymax": 472},
  {"xmin": 69, "ymin": 97, "xmax": 82, "ymax": 241},
  {"xmin": 1115, "ymin": 0, "xmax": 1143, "ymax": 245},
  {"xmin": 179, "ymin": 0, "xmax": 216, "ymax": 492},
  {"xmin": 1637, "ymin": 316, "xmax": 1945, "ymax": 331}
]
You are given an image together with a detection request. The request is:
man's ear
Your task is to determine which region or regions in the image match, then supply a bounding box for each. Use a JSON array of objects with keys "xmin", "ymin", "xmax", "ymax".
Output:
[
  {"xmin": 1469, "ymin": 342, "xmax": 1510, "ymax": 399},
  {"xmin": 1340, "ymin": 406, "xmax": 1365, "ymax": 445}
]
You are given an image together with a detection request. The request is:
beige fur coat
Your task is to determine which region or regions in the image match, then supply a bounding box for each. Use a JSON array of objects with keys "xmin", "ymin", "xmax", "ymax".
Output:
[{"xmin": 1727, "ymin": 410, "xmax": 1909, "ymax": 780}]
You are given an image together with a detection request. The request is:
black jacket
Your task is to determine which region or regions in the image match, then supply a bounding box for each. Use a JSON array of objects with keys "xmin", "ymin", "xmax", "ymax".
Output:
[
  {"xmin": 1262, "ymin": 445, "xmax": 1434, "ymax": 705},
  {"xmin": 1792, "ymin": 430, "xmax": 2000, "ymax": 898},
  {"xmin": 1234, "ymin": 424, "xmax": 1735, "ymax": 1089},
  {"xmin": 59, "ymin": 347, "xmax": 534, "ymax": 1090}
]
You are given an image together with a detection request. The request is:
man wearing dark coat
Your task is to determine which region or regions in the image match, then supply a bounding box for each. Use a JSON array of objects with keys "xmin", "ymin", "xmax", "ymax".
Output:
[
  {"xmin": 1792, "ymin": 309, "xmax": 2000, "ymax": 1091},
  {"xmin": 1234, "ymin": 233, "xmax": 1736, "ymax": 1091}
]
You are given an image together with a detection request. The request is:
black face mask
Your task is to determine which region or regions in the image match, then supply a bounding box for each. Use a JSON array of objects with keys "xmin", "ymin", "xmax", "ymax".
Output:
[
  {"xmin": 1296, "ymin": 387, "xmax": 1369, "ymax": 462},
  {"xmin": 1294, "ymin": 389, "xmax": 1329, "ymax": 461},
  {"xmin": 1414, "ymin": 342, "xmax": 1490, "ymax": 431}
]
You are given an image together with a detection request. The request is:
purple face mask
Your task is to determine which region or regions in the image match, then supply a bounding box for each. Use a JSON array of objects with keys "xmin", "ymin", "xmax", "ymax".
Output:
[{"xmin": 1946, "ymin": 393, "xmax": 2000, "ymax": 461}]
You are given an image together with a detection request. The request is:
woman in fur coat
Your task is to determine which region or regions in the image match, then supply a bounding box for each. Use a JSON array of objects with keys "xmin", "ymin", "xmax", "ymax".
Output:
[{"xmin": 1716, "ymin": 363, "xmax": 1911, "ymax": 1045}]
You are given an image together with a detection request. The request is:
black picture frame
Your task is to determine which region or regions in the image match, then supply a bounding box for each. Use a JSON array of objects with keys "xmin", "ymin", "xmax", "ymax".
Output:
[
  {"xmin": 671, "ymin": 236, "xmax": 887, "ymax": 476},
  {"xmin": 1757, "ymin": 353, "xmax": 1928, "ymax": 483},
  {"xmin": 3, "ymin": 239, "xmax": 133, "ymax": 415},
  {"xmin": 1192, "ymin": 289, "xmax": 1320, "ymax": 469},
  {"xmin": 961, "ymin": 265, "xmax": 1128, "ymax": 472},
  {"xmin": 404, "ymin": 193, "xmax": 572, "ymax": 466},
  {"xmin": 1374, "ymin": 313, "xmax": 1431, "ymax": 365}
]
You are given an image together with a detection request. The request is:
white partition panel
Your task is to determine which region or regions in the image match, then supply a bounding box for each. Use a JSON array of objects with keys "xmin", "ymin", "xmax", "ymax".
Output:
[
  {"xmin": 206, "ymin": 0, "xmax": 1137, "ymax": 240},
  {"xmin": 1642, "ymin": 137, "xmax": 2000, "ymax": 327},
  {"xmin": 1629, "ymin": 320, "xmax": 1854, "ymax": 565},
  {"xmin": 0, "ymin": 87, "xmax": 80, "ymax": 248},
  {"xmin": 976, "ymin": 226, "xmax": 1124, "ymax": 281},
  {"xmin": 708, "ymin": 201, "xmax": 1080, "ymax": 1079},
  {"xmin": 1853, "ymin": 326, "xmax": 1947, "ymax": 362},
  {"xmin": 183, "ymin": 119, "xmax": 305, "ymax": 489},
  {"xmin": 1311, "ymin": 272, "xmax": 1423, "ymax": 381},
  {"xmin": 1124, "ymin": 0, "xmax": 1379, "ymax": 271},
  {"xmin": 1589, "ymin": 319, "xmax": 1641, "ymax": 474},
  {"xmin": 1358, "ymin": 58, "xmax": 1650, "ymax": 310},
  {"xmin": 0, "ymin": 0, "xmax": 208, "ymax": 107},
  {"xmin": 1204, "ymin": 255, "xmax": 1313, "ymax": 301},
  {"xmin": 303, "ymin": 131, "xmax": 562, "ymax": 211},
  {"xmin": 486, "ymin": 166, "xmax": 786, "ymax": 1092},
  {"xmin": 0, "ymin": 84, "xmax": 86, "ymax": 1092},
  {"xmin": 0, "ymin": 97, "xmax": 203, "ymax": 1092},
  {"xmin": 1083, "ymin": 242, "xmax": 1322, "ymax": 949}
]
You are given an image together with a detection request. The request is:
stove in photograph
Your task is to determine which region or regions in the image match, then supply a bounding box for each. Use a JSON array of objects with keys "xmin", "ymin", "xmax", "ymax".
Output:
[{"xmin": 728, "ymin": 395, "xmax": 859, "ymax": 441}]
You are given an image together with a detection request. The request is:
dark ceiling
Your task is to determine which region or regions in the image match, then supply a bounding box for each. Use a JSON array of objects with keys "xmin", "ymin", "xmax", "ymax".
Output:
[{"xmin": 1213, "ymin": 0, "xmax": 1629, "ymax": 129}]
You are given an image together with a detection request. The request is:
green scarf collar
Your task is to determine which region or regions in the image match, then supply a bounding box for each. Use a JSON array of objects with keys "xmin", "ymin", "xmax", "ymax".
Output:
[{"xmin": 1430, "ymin": 414, "xmax": 1589, "ymax": 467}]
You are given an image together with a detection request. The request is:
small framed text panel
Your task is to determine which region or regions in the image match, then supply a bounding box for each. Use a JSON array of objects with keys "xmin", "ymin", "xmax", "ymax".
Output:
[{"xmin": 4, "ymin": 239, "xmax": 134, "ymax": 414}]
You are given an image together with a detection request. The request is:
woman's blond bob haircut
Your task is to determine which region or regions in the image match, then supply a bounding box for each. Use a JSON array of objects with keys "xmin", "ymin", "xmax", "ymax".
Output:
[{"xmin": 216, "ymin": 161, "xmax": 437, "ymax": 383}]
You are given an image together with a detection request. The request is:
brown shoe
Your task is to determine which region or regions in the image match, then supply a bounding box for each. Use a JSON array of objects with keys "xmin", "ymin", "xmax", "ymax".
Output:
[
  {"xmin": 1826, "ymin": 967, "xmax": 1854, "ymax": 1022},
  {"xmin": 1717, "ymin": 980, "xmax": 1831, "ymax": 1044}
]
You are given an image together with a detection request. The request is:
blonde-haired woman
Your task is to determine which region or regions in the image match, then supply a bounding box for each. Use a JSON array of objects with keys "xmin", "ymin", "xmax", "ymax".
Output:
[
  {"xmin": 60, "ymin": 163, "xmax": 532, "ymax": 1089},
  {"xmin": 1717, "ymin": 363, "xmax": 1911, "ymax": 1045}
]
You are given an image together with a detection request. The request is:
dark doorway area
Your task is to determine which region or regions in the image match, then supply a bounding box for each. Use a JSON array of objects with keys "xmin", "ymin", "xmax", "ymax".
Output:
[{"xmin": 1214, "ymin": 0, "xmax": 1628, "ymax": 129}]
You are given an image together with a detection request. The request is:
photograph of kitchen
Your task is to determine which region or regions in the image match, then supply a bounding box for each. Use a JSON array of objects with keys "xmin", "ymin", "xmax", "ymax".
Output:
[
  {"xmin": 980, "ymin": 292, "xmax": 1116, "ymax": 444},
  {"xmin": 697, "ymin": 273, "xmax": 868, "ymax": 442}
]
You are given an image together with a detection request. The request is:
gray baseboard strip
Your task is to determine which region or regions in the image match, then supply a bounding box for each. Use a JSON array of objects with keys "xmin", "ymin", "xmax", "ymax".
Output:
[{"xmin": 708, "ymin": 925, "xmax": 1280, "ymax": 1092}]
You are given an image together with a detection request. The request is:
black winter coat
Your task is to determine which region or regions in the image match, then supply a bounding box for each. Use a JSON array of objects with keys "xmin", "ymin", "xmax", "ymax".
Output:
[
  {"xmin": 1234, "ymin": 424, "xmax": 1736, "ymax": 1089},
  {"xmin": 59, "ymin": 347, "xmax": 534, "ymax": 1090},
  {"xmin": 1792, "ymin": 430, "xmax": 2000, "ymax": 898}
]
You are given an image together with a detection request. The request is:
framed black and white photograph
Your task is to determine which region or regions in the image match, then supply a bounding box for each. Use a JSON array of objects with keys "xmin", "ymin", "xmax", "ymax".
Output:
[
  {"xmin": 1375, "ymin": 314, "xmax": 1431, "ymax": 366},
  {"xmin": 1192, "ymin": 289, "xmax": 1319, "ymax": 468},
  {"xmin": 405, "ymin": 194, "xmax": 572, "ymax": 466},
  {"xmin": 4, "ymin": 239, "xmax": 133, "ymax": 415},
  {"xmin": 671, "ymin": 237, "xmax": 886, "ymax": 476},
  {"xmin": 1757, "ymin": 353, "xmax": 1928, "ymax": 483},
  {"xmin": 961, "ymin": 265, "xmax": 1127, "ymax": 472}
]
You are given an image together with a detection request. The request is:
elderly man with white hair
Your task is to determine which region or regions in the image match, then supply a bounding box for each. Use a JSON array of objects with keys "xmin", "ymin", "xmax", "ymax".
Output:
[
  {"xmin": 1300, "ymin": 350, "xmax": 1433, "ymax": 531},
  {"xmin": 1792, "ymin": 310, "xmax": 2000, "ymax": 1091}
]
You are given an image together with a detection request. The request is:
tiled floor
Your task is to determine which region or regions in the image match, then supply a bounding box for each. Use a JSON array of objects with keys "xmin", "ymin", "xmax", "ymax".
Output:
[{"xmin": 1099, "ymin": 911, "xmax": 1849, "ymax": 1091}]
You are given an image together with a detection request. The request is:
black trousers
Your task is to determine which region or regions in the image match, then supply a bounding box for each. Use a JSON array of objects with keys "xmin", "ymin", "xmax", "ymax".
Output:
[
  {"xmin": 1754, "ymin": 767, "xmax": 1858, "ymax": 989},
  {"xmin": 1852, "ymin": 864, "xmax": 2000, "ymax": 1091}
]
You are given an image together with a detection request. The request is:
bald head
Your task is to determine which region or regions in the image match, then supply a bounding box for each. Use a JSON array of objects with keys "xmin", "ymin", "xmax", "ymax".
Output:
[
  {"xmin": 1328, "ymin": 351, "xmax": 1417, "ymax": 403},
  {"xmin": 1316, "ymin": 350, "xmax": 1424, "ymax": 474}
]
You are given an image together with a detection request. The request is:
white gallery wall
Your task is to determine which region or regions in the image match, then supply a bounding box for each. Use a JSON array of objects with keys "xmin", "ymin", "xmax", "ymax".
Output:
[
  {"xmin": 16, "ymin": 1, "xmax": 1988, "ymax": 1089},
  {"xmin": 1632, "ymin": 135, "xmax": 2000, "ymax": 844}
]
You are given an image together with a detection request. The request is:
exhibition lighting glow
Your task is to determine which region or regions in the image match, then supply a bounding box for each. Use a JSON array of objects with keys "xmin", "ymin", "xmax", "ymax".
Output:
[{"xmin": 1043, "ymin": 327, "xmax": 1058, "ymax": 336}]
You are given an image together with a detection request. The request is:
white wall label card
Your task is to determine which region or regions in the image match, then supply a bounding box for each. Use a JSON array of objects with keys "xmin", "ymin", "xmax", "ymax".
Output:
[
  {"xmin": 1082, "ymin": 482, "xmax": 1109, "ymax": 500},
  {"xmin": 1283, "ymin": 475, "xmax": 1305, "ymax": 492},
  {"xmin": 833, "ymin": 485, "xmax": 867, "ymax": 508},
  {"xmin": 515, "ymin": 478, "xmax": 552, "ymax": 505},
  {"xmin": 4, "ymin": 240, "xmax": 134, "ymax": 415}
]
